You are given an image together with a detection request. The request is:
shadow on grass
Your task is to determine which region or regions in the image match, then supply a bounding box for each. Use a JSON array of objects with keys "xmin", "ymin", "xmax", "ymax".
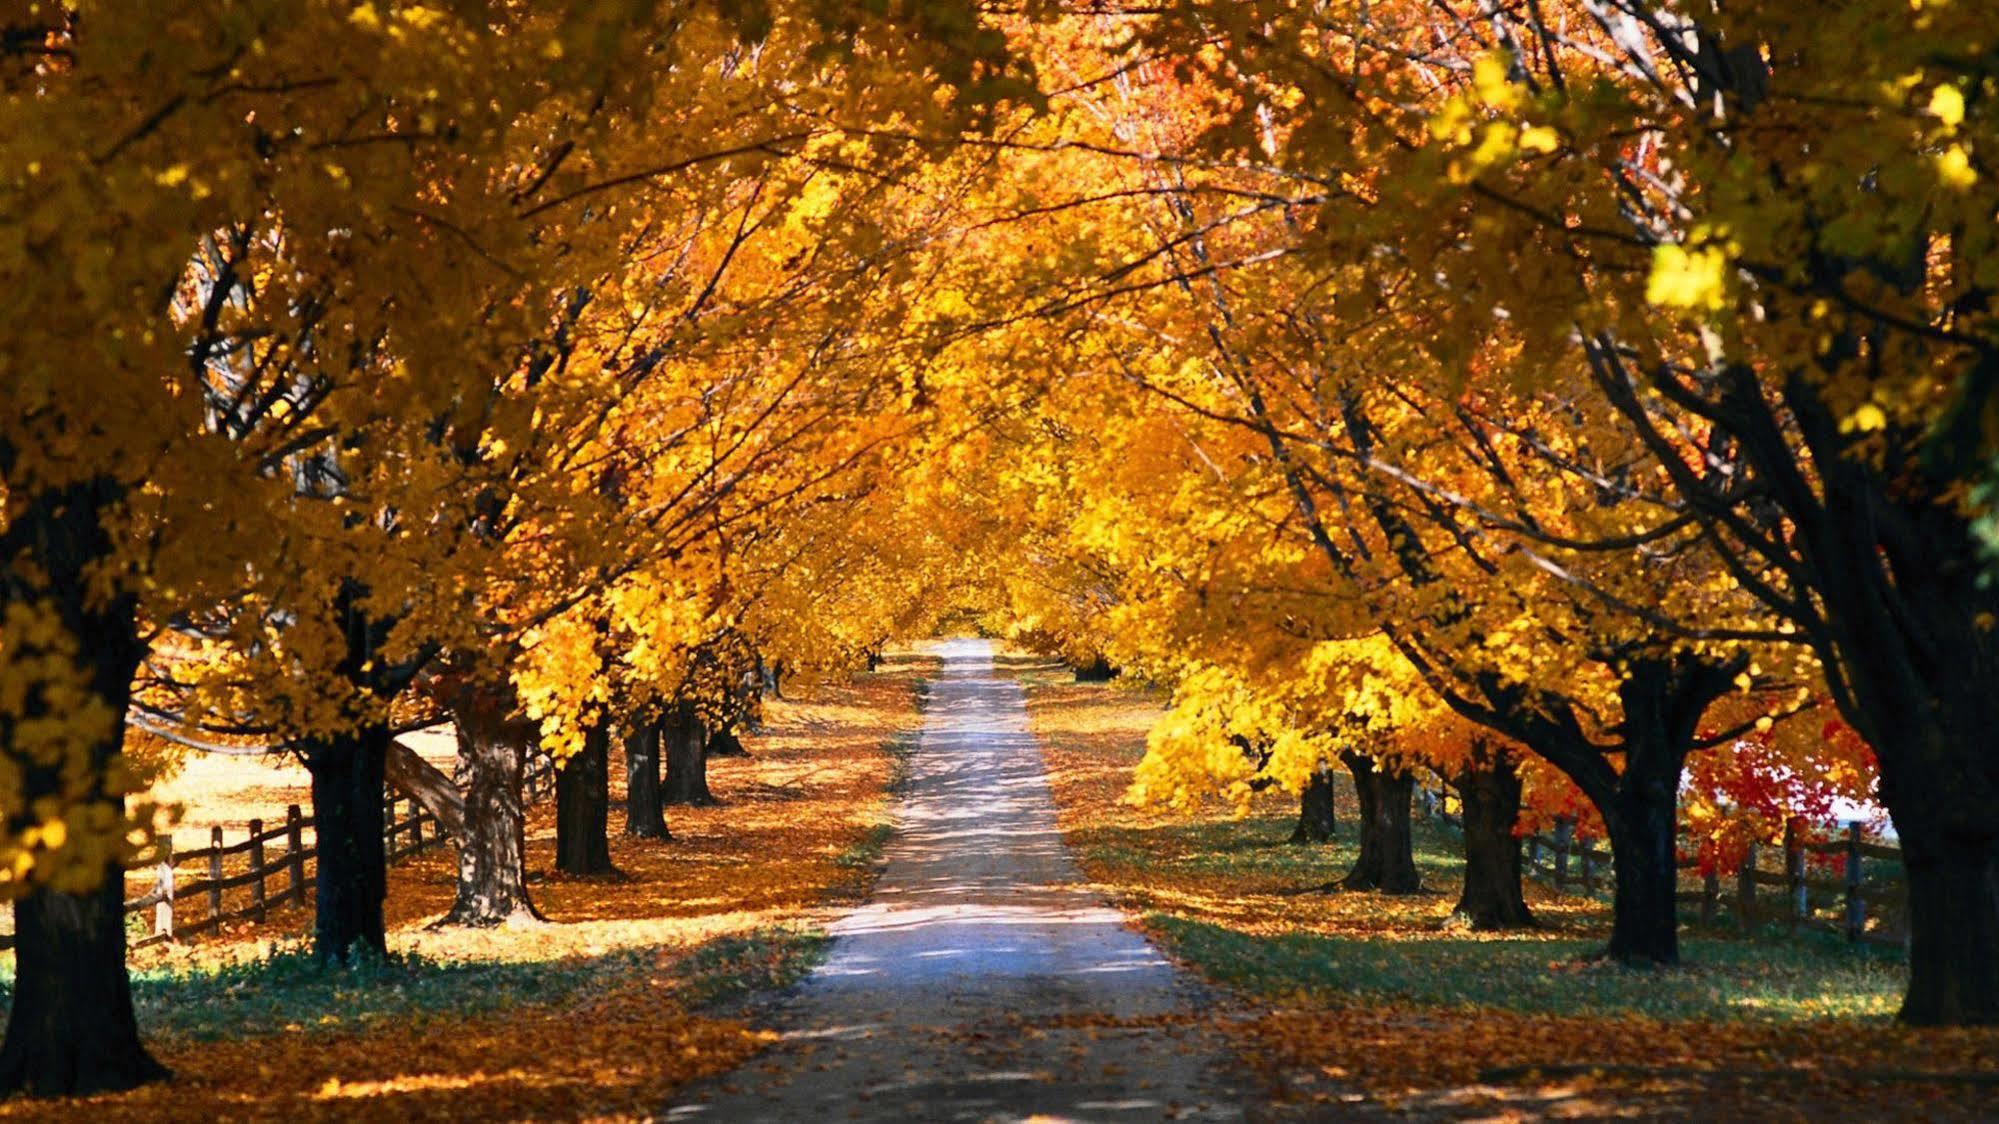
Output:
[
  {"xmin": 1148, "ymin": 913, "xmax": 1905, "ymax": 1022},
  {"xmin": 0, "ymin": 925, "xmax": 830, "ymax": 1045}
]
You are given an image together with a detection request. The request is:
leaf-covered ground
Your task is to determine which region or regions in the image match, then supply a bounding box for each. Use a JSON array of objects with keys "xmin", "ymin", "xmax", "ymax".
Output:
[
  {"xmin": 0, "ymin": 655, "xmax": 933, "ymax": 1122},
  {"xmin": 1014, "ymin": 656, "xmax": 1999, "ymax": 1120}
]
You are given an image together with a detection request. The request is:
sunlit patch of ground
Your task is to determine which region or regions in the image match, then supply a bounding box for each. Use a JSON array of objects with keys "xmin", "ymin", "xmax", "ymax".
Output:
[
  {"xmin": 1010, "ymin": 654, "xmax": 1999, "ymax": 1120},
  {"xmin": 3, "ymin": 652, "xmax": 935, "ymax": 1123}
]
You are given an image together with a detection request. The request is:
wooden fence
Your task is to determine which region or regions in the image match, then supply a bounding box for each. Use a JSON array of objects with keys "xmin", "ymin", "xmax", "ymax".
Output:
[
  {"xmin": 98, "ymin": 752, "xmax": 558, "ymax": 951},
  {"xmin": 1422, "ymin": 795, "xmax": 1909, "ymax": 948}
]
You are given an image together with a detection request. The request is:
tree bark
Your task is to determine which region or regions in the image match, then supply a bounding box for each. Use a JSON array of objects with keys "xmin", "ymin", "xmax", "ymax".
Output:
[
  {"xmin": 623, "ymin": 721, "xmax": 670, "ymax": 839},
  {"xmin": 1340, "ymin": 752, "xmax": 1421, "ymax": 892},
  {"xmin": 555, "ymin": 721, "xmax": 614, "ymax": 875},
  {"xmin": 1589, "ymin": 657, "xmax": 1720, "ymax": 965},
  {"xmin": 303, "ymin": 721, "xmax": 391, "ymax": 963},
  {"xmin": 0, "ymin": 472, "xmax": 168, "ymax": 1095},
  {"xmin": 1451, "ymin": 747, "xmax": 1535, "ymax": 930},
  {"xmin": 662, "ymin": 703, "xmax": 716, "ymax": 806},
  {"xmin": 0, "ymin": 876, "xmax": 170, "ymax": 1097},
  {"xmin": 1894, "ymin": 818, "xmax": 1999, "ymax": 1025},
  {"xmin": 387, "ymin": 737, "xmax": 463, "ymax": 840},
  {"xmin": 1288, "ymin": 762, "xmax": 1337, "ymax": 844},
  {"xmin": 704, "ymin": 724, "xmax": 750, "ymax": 758},
  {"xmin": 1600, "ymin": 783, "xmax": 1682, "ymax": 963},
  {"xmin": 440, "ymin": 686, "xmax": 540, "ymax": 926}
]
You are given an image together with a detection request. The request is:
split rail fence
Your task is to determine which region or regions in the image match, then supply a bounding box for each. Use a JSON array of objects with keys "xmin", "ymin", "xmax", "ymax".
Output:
[
  {"xmin": 7, "ymin": 753, "xmax": 558, "ymax": 952},
  {"xmin": 1422, "ymin": 797, "xmax": 1908, "ymax": 948}
]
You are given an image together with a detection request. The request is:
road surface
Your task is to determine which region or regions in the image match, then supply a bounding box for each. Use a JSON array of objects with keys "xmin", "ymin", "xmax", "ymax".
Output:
[{"xmin": 666, "ymin": 639, "xmax": 1249, "ymax": 1122}]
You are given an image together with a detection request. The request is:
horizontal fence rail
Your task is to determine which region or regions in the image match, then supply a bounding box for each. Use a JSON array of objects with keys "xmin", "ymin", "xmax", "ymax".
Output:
[
  {"xmin": 1420, "ymin": 794, "xmax": 1908, "ymax": 950},
  {"xmin": 0, "ymin": 753, "xmax": 557, "ymax": 953}
]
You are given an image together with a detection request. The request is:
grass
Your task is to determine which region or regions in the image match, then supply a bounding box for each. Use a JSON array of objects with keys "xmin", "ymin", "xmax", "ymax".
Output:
[
  {"xmin": 31, "ymin": 924, "xmax": 830, "ymax": 1047},
  {"xmin": 652, "ymin": 925, "xmax": 829, "ymax": 1009},
  {"xmin": 1148, "ymin": 914, "xmax": 1904, "ymax": 1022},
  {"xmin": 1077, "ymin": 806, "xmax": 1905, "ymax": 1022}
]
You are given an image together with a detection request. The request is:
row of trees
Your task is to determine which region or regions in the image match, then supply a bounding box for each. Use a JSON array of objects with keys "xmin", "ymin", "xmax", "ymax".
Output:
[
  {"xmin": 0, "ymin": 0, "xmax": 1027, "ymax": 1097},
  {"xmin": 919, "ymin": 0, "xmax": 1997, "ymax": 1028}
]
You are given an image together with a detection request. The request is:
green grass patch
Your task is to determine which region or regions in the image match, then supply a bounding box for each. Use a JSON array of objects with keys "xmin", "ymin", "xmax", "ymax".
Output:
[
  {"xmin": 0, "ymin": 924, "xmax": 833, "ymax": 1044},
  {"xmin": 835, "ymin": 821, "xmax": 896, "ymax": 871},
  {"xmin": 116, "ymin": 944, "xmax": 651, "ymax": 1042},
  {"xmin": 671, "ymin": 925, "xmax": 829, "ymax": 1008},
  {"xmin": 1147, "ymin": 913, "xmax": 1905, "ymax": 1022}
]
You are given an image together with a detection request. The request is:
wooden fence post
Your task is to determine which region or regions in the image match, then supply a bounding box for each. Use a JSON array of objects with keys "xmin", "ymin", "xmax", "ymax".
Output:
[
  {"xmin": 286, "ymin": 804, "xmax": 307, "ymax": 907},
  {"xmin": 1701, "ymin": 866, "xmax": 1720, "ymax": 927},
  {"xmin": 1580, "ymin": 842, "xmax": 1597, "ymax": 895},
  {"xmin": 1784, "ymin": 821, "xmax": 1807, "ymax": 930},
  {"xmin": 207, "ymin": 825, "xmax": 224, "ymax": 925},
  {"xmin": 153, "ymin": 836, "xmax": 175, "ymax": 941},
  {"xmin": 248, "ymin": 817, "xmax": 266, "ymax": 921},
  {"xmin": 1737, "ymin": 841, "xmax": 1757, "ymax": 928},
  {"xmin": 1844, "ymin": 822, "xmax": 1866, "ymax": 943},
  {"xmin": 1552, "ymin": 817, "xmax": 1574, "ymax": 893}
]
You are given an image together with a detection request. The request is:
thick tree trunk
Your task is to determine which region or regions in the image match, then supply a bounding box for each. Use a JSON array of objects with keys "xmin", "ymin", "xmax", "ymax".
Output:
[
  {"xmin": 440, "ymin": 690, "xmax": 540, "ymax": 926},
  {"xmin": 1600, "ymin": 789, "xmax": 1683, "ymax": 964},
  {"xmin": 303, "ymin": 722, "xmax": 391, "ymax": 962},
  {"xmin": 1340, "ymin": 752, "xmax": 1421, "ymax": 892},
  {"xmin": 555, "ymin": 722, "xmax": 614, "ymax": 875},
  {"xmin": 1451, "ymin": 749, "xmax": 1535, "ymax": 930},
  {"xmin": 624, "ymin": 721, "xmax": 670, "ymax": 839},
  {"xmin": 1847, "ymin": 638, "xmax": 1999, "ymax": 1022},
  {"xmin": 1593, "ymin": 659, "xmax": 1705, "ymax": 966},
  {"xmin": 0, "ymin": 472, "xmax": 167, "ymax": 1095},
  {"xmin": 1894, "ymin": 820, "xmax": 1999, "ymax": 1025},
  {"xmin": 1288, "ymin": 763, "xmax": 1337, "ymax": 844},
  {"xmin": 663, "ymin": 704, "xmax": 716, "ymax": 806},
  {"xmin": 0, "ymin": 878, "xmax": 170, "ymax": 1096}
]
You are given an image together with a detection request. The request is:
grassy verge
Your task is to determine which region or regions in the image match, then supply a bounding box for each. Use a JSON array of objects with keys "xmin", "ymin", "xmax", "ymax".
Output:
[{"xmin": 1012, "ymin": 656, "xmax": 1998, "ymax": 1120}]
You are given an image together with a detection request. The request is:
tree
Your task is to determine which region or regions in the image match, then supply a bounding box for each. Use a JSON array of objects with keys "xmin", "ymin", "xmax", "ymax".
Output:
[
  {"xmin": 555, "ymin": 721, "xmax": 615, "ymax": 877},
  {"xmin": 1144, "ymin": 0, "xmax": 1999, "ymax": 1019},
  {"xmin": 623, "ymin": 718, "xmax": 671, "ymax": 840}
]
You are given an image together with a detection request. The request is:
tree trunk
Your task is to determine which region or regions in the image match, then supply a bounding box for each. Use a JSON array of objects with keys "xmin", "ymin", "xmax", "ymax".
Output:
[
  {"xmin": 663, "ymin": 703, "xmax": 716, "ymax": 806},
  {"xmin": 623, "ymin": 721, "xmax": 670, "ymax": 839},
  {"xmin": 303, "ymin": 722, "xmax": 391, "ymax": 963},
  {"xmin": 1288, "ymin": 762, "xmax": 1337, "ymax": 844},
  {"xmin": 440, "ymin": 690, "xmax": 540, "ymax": 926},
  {"xmin": 387, "ymin": 737, "xmax": 464, "ymax": 839},
  {"xmin": 1340, "ymin": 752, "xmax": 1421, "ymax": 892},
  {"xmin": 555, "ymin": 722, "xmax": 614, "ymax": 875},
  {"xmin": 1893, "ymin": 820, "xmax": 1999, "ymax": 1025},
  {"xmin": 0, "ymin": 877, "xmax": 170, "ymax": 1097},
  {"xmin": 1072, "ymin": 655, "xmax": 1117, "ymax": 682},
  {"xmin": 1600, "ymin": 787, "xmax": 1683, "ymax": 964},
  {"xmin": 705, "ymin": 725, "xmax": 750, "ymax": 758},
  {"xmin": 0, "ymin": 472, "xmax": 168, "ymax": 1094},
  {"xmin": 1451, "ymin": 748, "xmax": 1535, "ymax": 930}
]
